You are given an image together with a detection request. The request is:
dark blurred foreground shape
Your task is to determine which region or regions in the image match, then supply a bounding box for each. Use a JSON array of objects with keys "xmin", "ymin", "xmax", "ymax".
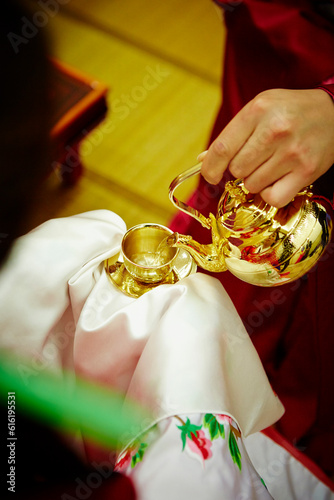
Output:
[
  {"xmin": 0, "ymin": 1, "xmax": 135, "ymax": 498},
  {"xmin": 0, "ymin": 0, "xmax": 52, "ymax": 265}
]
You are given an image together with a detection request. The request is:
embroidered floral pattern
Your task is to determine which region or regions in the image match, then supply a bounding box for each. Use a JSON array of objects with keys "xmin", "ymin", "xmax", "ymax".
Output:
[
  {"xmin": 203, "ymin": 413, "xmax": 225, "ymax": 440},
  {"xmin": 116, "ymin": 413, "xmax": 243, "ymax": 472},
  {"xmin": 176, "ymin": 414, "xmax": 242, "ymax": 471},
  {"xmin": 131, "ymin": 442, "xmax": 148, "ymax": 468},
  {"xmin": 206, "ymin": 413, "xmax": 242, "ymax": 471},
  {"xmin": 176, "ymin": 417, "xmax": 213, "ymax": 463},
  {"xmin": 115, "ymin": 443, "xmax": 148, "ymax": 471},
  {"xmin": 186, "ymin": 429, "xmax": 213, "ymax": 460},
  {"xmin": 228, "ymin": 426, "xmax": 242, "ymax": 471},
  {"xmin": 115, "ymin": 413, "xmax": 271, "ymax": 498},
  {"xmin": 116, "ymin": 450, "xmax": 132, "ymax": 470},
  {"xmin": 116, "ymin": 442, "xmax": 148, "ymax": 471}
]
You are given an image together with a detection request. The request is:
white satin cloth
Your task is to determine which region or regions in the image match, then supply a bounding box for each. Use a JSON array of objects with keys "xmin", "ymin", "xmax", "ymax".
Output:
[
  {"xmin": 1, "ymin": 210, "xmax": 332, "ymax": 499},
  {"xmin": 0, "ymin": 210, "xmax": 283, "ymax": 439}
]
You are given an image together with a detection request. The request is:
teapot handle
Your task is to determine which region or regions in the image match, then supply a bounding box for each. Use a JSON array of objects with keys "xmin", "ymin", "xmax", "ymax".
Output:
[{"xmin": 169, "ymin": 163, "xmax": 212, "ymax": 229}]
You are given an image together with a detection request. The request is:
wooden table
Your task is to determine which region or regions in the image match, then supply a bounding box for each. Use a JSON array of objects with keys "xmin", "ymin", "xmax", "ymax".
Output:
[{"xmin": 50, "ymin": 59, "xmax": 108, "ymax": 184}]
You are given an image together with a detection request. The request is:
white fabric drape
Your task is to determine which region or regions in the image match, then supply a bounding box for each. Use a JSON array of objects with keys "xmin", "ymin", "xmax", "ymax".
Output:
[{"xmin": 0, "ymin": 210, "xmax": 332, "ymax": 499}]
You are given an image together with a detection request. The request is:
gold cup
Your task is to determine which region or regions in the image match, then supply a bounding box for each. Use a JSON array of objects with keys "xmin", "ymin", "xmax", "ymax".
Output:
[{"xmin": 121, "ymin": 224, "xmax": 179, "ymax": 284}]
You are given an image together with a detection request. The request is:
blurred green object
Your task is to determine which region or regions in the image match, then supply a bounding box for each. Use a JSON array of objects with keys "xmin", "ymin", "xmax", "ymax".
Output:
[{"xmin": 0, "ymin": 352, "xmax": 149, "ymax": 449}]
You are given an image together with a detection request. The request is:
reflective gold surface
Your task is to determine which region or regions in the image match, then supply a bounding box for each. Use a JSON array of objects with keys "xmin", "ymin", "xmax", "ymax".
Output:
[
  {"xmin": 166, "ymin": 213, "xmax": 228, "ymax": 273},
  {"xmin": 121, "ymin": 224, "xmax": 178, "ymax": 284},
  {"xmin": 169, "ymin": 164, "xmax": 333, "ymax": 286},
  {"xmin": 105, "ymin": 261, "xmax": 179, "ymax": 299},
  {"xmin": 105, "ymin": 224, "xmax": 197, "ymax": 298}
]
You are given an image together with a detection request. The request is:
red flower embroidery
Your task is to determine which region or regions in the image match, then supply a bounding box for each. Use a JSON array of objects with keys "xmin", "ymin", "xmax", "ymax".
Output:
[
  {"xmin": 216, "ymin": 414, "xmax": 233, "ymax": 425},
  {"xmin": 186, "ymin": 429, "xmax": 212, "ymax": 461},
  {"xmin": 115, "ymin": 451, "xmax": 131, "ymax": 471}
]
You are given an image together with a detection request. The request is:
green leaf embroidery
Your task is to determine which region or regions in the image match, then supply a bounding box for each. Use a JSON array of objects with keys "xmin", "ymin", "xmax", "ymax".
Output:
[
  {"xmin": 177, "ymin": 418, "xmax": 202, "ymax": 450},
  {"xmin": 203, "ymin": 414, "xmax": 225, "ymax": 440},
  {"xmin": 228, "ymin": 429, "xmax": 242, "ymax": 471},
  {"xmin": 260, "ymin": 477, "xmax": 267, "ymax": 489},
  {"xmin": 131, "ymin": 442, "xmax": 148, "ymax": 468}
]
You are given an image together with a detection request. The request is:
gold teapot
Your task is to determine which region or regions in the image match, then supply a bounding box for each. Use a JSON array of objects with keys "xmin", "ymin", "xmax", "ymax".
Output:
[{"xmin": 168, "ymin": 163, "xmax": 333, "ymax": 286}]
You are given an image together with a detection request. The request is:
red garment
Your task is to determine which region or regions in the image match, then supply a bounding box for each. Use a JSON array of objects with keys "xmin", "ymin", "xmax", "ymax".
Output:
[{"xmin": 171, "ymin": 0, "xmax": 334, "ymax": 475}]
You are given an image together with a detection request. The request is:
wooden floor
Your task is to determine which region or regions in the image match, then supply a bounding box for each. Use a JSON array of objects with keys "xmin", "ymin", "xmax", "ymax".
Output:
[{"xmin": 30, "ymin": 0, "xmax": 225, "ymax": 231}]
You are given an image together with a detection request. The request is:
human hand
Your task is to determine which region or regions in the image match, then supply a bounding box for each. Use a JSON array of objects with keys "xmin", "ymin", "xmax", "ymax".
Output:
[{"xmin": 200, "ymin": 88, "xmax": 334, "ymax": 207}]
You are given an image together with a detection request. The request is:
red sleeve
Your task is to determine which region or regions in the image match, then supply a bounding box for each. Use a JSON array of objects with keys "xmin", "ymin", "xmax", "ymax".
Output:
[
  {"xmin": 315, "ymin": 84, "xmax": 334, "ymax": 207},
  {"xmin": 316, "ymin": 83, "xmax": 334, "ymax": 101}
]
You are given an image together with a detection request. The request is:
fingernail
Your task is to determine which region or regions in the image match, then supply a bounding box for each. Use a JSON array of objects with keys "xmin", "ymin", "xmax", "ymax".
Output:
[
  {"xmin": 202, "ymin": 172, "xmax": 219, "ymax": 185},
  {"xmin": 197, "ymin": 150, "xmax": 208, "ymax": 162}
]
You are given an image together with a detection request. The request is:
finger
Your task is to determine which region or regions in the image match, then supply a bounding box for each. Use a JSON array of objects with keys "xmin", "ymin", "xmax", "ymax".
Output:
[
  {"xmin": 259, "ymin": 172, "xmax": 305, "ymax": 208},
  {"xmin": 243, "ymin": 152, "xmax": 291, "ymax": 194},
  {"xmin": 201, "ymin": 106, "xmax": 256, "ymax": 184},
  {"xmin": 228, "ymin": 124, "xmax": 278, "ymax": 180}
]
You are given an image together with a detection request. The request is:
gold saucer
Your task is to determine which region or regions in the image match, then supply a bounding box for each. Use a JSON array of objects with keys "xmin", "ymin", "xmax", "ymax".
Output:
[{"xmin": 105, "ymin": 249, "xmax": 196, "ymax": 298}]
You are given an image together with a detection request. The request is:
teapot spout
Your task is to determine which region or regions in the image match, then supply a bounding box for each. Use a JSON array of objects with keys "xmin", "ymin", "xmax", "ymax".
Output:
[{"xmin": 167, "ymin": 232, "xmax": 227, "ymax": 273}]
